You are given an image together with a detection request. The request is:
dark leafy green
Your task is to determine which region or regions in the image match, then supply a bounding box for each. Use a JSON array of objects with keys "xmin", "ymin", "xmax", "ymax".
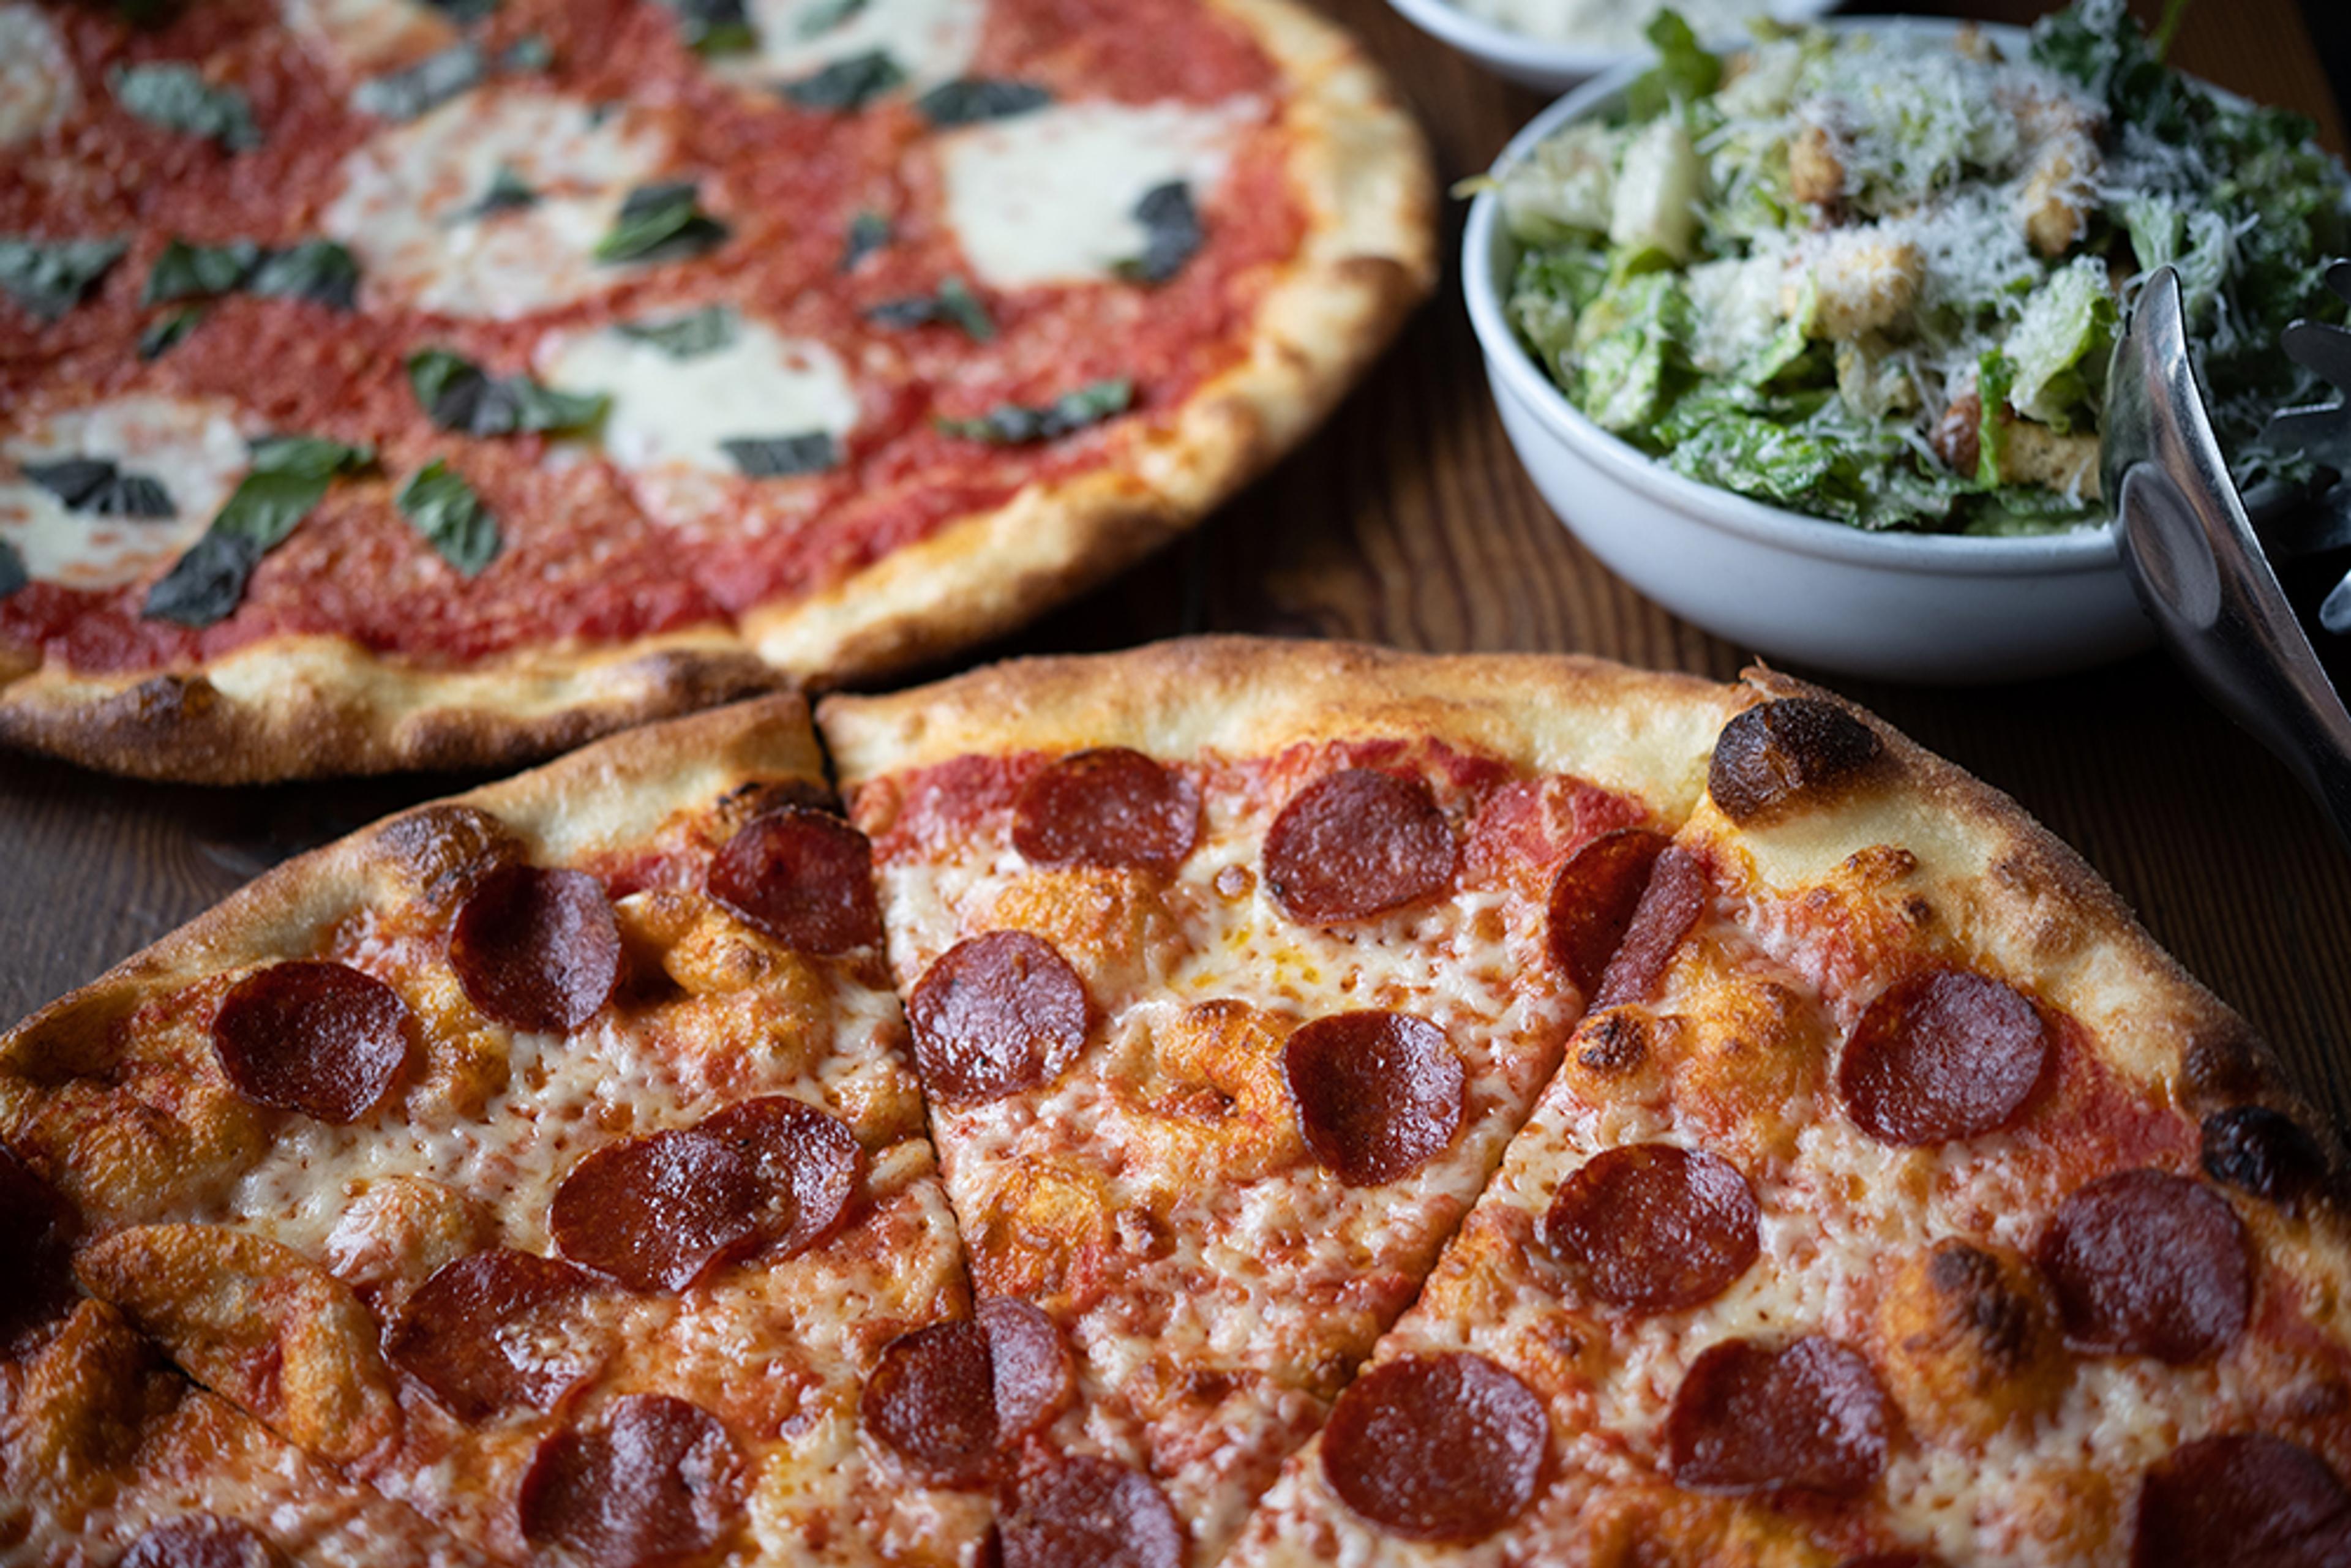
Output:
[
  {"xmin": 1114, "ymin": 182, "xmax": 1202, "ymax": 285},
  {"xmin": 353, "ymin": 42, "xmax": 485, "ymax": 121},
  {"xmin": 247, "ymin": 240, "xmax": 361, "ymax": 309},
  {"xmin": 397, "ymin": 460, "xmax": 500, "ymax": 575},
  {"xmin": 719, "ymin": 432, "xmax": 840, "ymax": 476},
  {"xmin": 796, "ymin": 0, "xmax": 867, "ymax": 36},
  {"xmin": 0, "ymin": 539, "xmax": 26, "ymax": 600},
  {"xmin": 143, "ymin": 238, "xmax": 261, "ymax": 305},
  {"xmin": 658, "ymin": 0, "xmax": 755, "ymax": 55},
  {"xmin": 457, "ymin": 165, "xmax": 538, "ymax": 220},
  {"xmin": 0, "ymin": 236, "xmax": 128, "ymax": 321},
  {"xmin": 138, "ymin": 305, "xmax": 204, "ymax": 359},
  {"xmin": 424, "ymin": 0, "xmax": 500, "ymax": 21},
  {"xmin": 594, "ymin": 182, "xmax": 730, "ymax": 264},
  {"xmin": 616, "ymin": 304, "xmax": 738, "ymax": 357},
  {"xmin": 20, "ymin": 458, "xmax": 174, "ymax": 518},
  {"xmin": 407, "ymin": 349, "xmax": 608, "ymax": 437},
  {"xmin": 500, "ymin": 34, "xmax": 554, "ymax": 72},
  {"xmin": 110, "ymin": 63, "xmax": 261, "ymax": 151},
  {"xmin": 937, "ymin": 379, "xmax": 1133, "ymax": 445},
  {"xmin": 866, "ymin": 276, "xmax": 994, "ymax": 340},
  {"xmin": 143, "ymin": 435, "xmax": 374, "ymax": 626},
  {"xmin": 781, "ymin": 50, "xmax": 904, "ymax": 111},
  {"xmin": 915, "ymin": 78, "xmax": 1051, "ymax": 127},
  {"xmin": 840, "ymin": 210, "xmax": 891, "ymax": 272}
]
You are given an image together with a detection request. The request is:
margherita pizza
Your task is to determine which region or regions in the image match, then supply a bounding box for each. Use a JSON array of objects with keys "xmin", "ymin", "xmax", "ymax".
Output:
[
  {"xmin": 0, "ymin": 0, "xmax": 1433, "ymax": 781},
  {"xmin": 4, "ymin": 639, "xmax": 2346, "ymax": 1568}
]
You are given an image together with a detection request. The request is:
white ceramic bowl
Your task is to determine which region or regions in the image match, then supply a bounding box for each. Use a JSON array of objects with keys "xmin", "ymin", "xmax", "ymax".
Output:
[
  {"xmin": 1387, "ymin": 0, "xmax": 1842, "ymax": 94},
  {"xmin": 1461, "ymin": 20, "xmax": 2152, "ymax": 683}
]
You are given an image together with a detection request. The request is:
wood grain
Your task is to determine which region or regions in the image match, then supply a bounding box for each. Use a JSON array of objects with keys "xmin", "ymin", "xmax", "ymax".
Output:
[{"xmin": 6, "ymin": 0, "xmax": 2350, "ymax": 1136}]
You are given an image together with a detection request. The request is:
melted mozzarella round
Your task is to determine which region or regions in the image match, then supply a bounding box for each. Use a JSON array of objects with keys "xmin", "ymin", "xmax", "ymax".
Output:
[
  {"xmin": 718, "ymin": 0, "xmax": 983, "ymax": 92},
  {"xmin": 1, "ymin": 397, "xmax": 253, "ymax": 590},
  {"xmin": 541, "ymin": 318, "xmax": 861, "ymax": 476},
  {"xmin": 323, "ymin": 88, "xmax": 669, "ymax": 319},
  {"xmin": 939, "ymin": 98, "xmax": 1261, "ymax": 290},
  {"xmin": 0, "ymin": 4, "xmax": 77, "ymax": 147}
]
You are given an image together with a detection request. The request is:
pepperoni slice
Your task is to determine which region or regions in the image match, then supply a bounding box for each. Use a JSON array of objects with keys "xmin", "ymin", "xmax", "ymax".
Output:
[
  {"xmin": 1321, "ymin": 1352, "xmax": 1549, "ymax": 1543},
  {"xmin": 907, "ymin": 932, "xmax": 1090, "ymax": 1106},
  {"xmin": 998, "ymin": 1455, "xmax": 1186, "ymax": 1568},
  {"xmin": 1836, "ymin": 968, "xmax": 2052, "ymax": 1147},
  {"xmin": 386, "ymin": 1248, "xmax": 602, "ymax": 1422},
  {"xmin": 1262, "ymin": 769, "xmax": 1458, "ymax": 925},
  {"xmin": 120, "ymin": 1516, "xmax": 281, "ymax": 1568},
  {"xmin": 1281, "ymin": 1010, "xmax": 1464, "ymax": 1187},
  {"xmin": 977, "ymin": 1296, "xmax": 1071, "ymax": 1442},
  {"xmin": 449, "ymin": 866, "xmax": 621, "ymax": 1033},
  {"xmin": 706, "ymin": 808, "xmax": 883, "ymax": 956},
  {"xmin": 519, "ymin": 1394, "xmax": 744, "ymax": 1568},
  {"xmin": 1589, "ymin": 846, "xmax": 1705, "ymax": 1010},
  {"xmin": 2202, "ymin": 1106, "xmax": 2331, "ymax": 1212},
  {"xmin": 1542, "ymin": 1144, "xmax": 1760, "ymax": 1315},
  {"xmin": 2134, "ymin": 1433, "xmax": 2351, "ymax": 1568},
  {"xmin": 0, "ymin": 1141, "xmax": 77, "ymax": 1355},
  {"xmin": 549, "ymin": 1130, "xmax": 761, "ymax": 1293},
  {"xmin": 1545, "ymin": 828, "xmax": 1672, "ymax": 993},
  {"xmin": 697, "ymin": 1095, "xmax": 862, "ymax": 1259},
  {"xmin": 1708, "ymin": 699, "xmax": 1885, "ymax": 827},
  {"xmin": 1013, "ymin": 749, "xmax": 1201, "ymax": 876},
  {"xmin": 2040, "ymin": 1169, "xmax": 2251, "ymax": 1364},
  {"xmin": 209, "ymin": 961, "xmax": 409, "ymax": 1125},
  {"xmin": 864, "ymin": 1319, "xmax": 999, "ymax": 1483},
  {"xmin": 1667, "ymin": 1337, "xmax": 1890, "ymax": 1498}
]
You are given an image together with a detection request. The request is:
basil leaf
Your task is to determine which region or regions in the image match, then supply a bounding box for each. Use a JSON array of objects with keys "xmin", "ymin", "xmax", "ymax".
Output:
[
  {"xmin": 111, "ymin": 63, "xmax": 262, "ymax": 151},
  {"xmin": 247, "ymin": 433, "xmax": 373, "ymax": 481},
  {"xmin": 1114, "ymin": 181, "xmax": 1201, "ymax": 286},
  {"xmin": 143, "ymin": 434, "xmax": 372, "ymax": 626},
  {"xmin": 247, "ymin": 239, "xmax": 360, "ymax": 309},
  {"xmin": 616, "ymin": 304, "xmax": 738, "ymax": 358},
  {"xmin": 144, "ymin": 530, "xmax": 261, "ymax": 626},
  {"xmin": 426, "ymin": 0, "xmax": 500, "ymax": 23},
  {"xmin": 593, "ymin": 182, "xmax": 729, "ymax": 264},
  {"xmin": 0, "ymin": 236, "xmax": 128, "ymax": 321},
  {"xmin": 397, "ymin": 459, "xmax": 500, "ymax": 576},
  {"xmin": 795, "ymin": 0, "xmax": 866, "ymax": 37},
  {"xmin": 0, "ymin": 539, "xmax": 26, "ymax": 600},
  {"xmin": 781, "ymin": 50, "xmax": 904, "ymax": 111},
  {"xmin": 407, "ymin": 348, "xmax": 607, "ymax": 436},
  {"xmin": 915, "ymin": 78, "xmax": 1050, "ymax": 127},
  {"xmin": 719, "ymin": 432, "xmax": 839, "ymax": 477},
  {"xmin": 143, "ymin": 238, "xmax": 261, "ymax": 304},
  {"xmin": 138, "ymin": 305, "xmax": 205, "ymax": 359},
  {"xmin": 658, "ymin": 0, "xmax": 755, "ymax": 55},
  {"xmin": 866, "ymin": 275, "xmax": 993, "ymax": 341},
  {"xmin": 353, "ymin": 42, "xmax": 484, "ymax": 121},
  {"xmin": 500, "ymin": 34, "xmax": 553, "ymax": 72},
  {"xmin": 456, "ymin": 165, "xmax": 537, "ymax": 221},
  {"xmin": 938, "ymin": 378, "xmax": 1133, "ymax": 445},
  {"xmin": 840, "ymin": 209, "xmax": 890, "ymax": 272},
  {"xmin": 20, "ymin": 458, "xmax": 175, "ymax": 517}
]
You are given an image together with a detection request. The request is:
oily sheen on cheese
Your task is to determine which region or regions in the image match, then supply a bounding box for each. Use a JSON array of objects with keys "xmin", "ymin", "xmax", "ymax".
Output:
[
  {"xmin": 940, "ymin": 99, "xmax": 1264, "ymax": 290},
  {"xmin": 0, "ymin": 396, "xmax": 252, "ymax": 590}
]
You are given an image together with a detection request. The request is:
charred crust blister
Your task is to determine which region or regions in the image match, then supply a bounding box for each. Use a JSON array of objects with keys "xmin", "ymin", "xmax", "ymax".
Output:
[
  {"xmin": 1708, "ymin": 698, "xmax": 1889, "ymax": 826},
  {"xmin": 375, "ymin": 805, "xmax": 524, "ymax": 908},
  {"xmin": 2202, "ymin": 1106, "xmax": 2333, "ymax": 1214}
]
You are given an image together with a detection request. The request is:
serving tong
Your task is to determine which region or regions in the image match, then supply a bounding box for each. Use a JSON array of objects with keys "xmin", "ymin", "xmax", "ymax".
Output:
[{"xmin": 2101, "ymin": 264, "xmax": 2351, "ymax": 850}]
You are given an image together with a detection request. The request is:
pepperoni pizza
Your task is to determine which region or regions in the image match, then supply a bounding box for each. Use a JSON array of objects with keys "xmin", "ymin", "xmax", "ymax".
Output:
[
  {"xmin": 0, "ymin": 0, "xmax": 1433, "ymax": 782},
  {"xmin": 5, "ymin": 640, "xmax": 2349, "ymax": 1568}
]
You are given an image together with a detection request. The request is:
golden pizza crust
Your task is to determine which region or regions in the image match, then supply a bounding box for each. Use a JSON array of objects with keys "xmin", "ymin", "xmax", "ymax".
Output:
[
  {"xmin": 819, "ymin": 636, "xmax": 1748, "ymax": 821},
  {"xmin": 0, "ymin": 0, "xmax": 1435, "ymax": 784}
]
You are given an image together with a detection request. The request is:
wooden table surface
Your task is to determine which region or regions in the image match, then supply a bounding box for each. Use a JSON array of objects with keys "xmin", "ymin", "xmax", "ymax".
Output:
[{"xmin": 6, "ymin": 0, "xmax": 2349, "ymax": 1130}]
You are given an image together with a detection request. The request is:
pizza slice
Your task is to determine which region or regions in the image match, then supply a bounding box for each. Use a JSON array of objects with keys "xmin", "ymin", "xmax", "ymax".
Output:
[
  {"xmin": 0, "ymin": 695, "xmax": 992, "ymax": 1566},
  {"xmin": 816, "ymin": 638, "xmax": 1750, "ymax": 1564},
  {"xmin": 1224, "ymin": 672, "xmax": 2351, "ymax": 1567}
]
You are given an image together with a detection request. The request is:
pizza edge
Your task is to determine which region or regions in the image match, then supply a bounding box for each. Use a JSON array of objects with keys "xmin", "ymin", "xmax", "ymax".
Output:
[{"xmin": 0, "ymin": 0, "xmax": 1438, "ymax": 786}]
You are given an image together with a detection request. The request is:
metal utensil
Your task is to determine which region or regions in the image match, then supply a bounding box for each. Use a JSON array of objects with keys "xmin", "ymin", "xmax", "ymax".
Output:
[
  {"xmin": 2262, "ymin": 259, "xmax": 2351, "ymax": 631},
  {"xmin": 2101, "ymin": 265, "xmax": 2351, "ymax": 850}
]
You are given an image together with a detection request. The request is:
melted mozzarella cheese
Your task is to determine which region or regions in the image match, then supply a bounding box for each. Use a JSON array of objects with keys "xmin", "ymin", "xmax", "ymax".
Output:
[
  {"xmin": 323, "ymin": 88, "xmax": 668, "ymax": 319},
  {"xmin": 277, "ymin": 0, "xmax": 456, "ymax": 75},
  {"xmin": 1, "ymin": 397, "xmax": 252, "ymax": 589},
  {"xmin": 939, "ymin": 97, "xmax": 1261, "ymax": 290},
  {"xmin": 717, "ymin": 0, "xmax": 983, "ymax": 92},
  {"xmin": 0, "ymin": 4, "xmax": 75, "ymax": 148},
  {"xmin": 539, "ymin": 319, "xmax": 860, "ymax": 475}
]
